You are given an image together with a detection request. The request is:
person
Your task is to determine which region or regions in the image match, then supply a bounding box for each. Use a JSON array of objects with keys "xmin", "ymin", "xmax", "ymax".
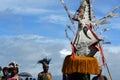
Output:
[
  {"xmin": 92, "ymin": 69, "xmax": 107, "ymax": 80},
  {"xmin": 0, "ymin": 66, "xmax": 3, "ymax": 80},
  {"xmin": 63, "ymin": 73, "xmax": 90, "ymax": 80},
  {"xmin": 1, "ymin": 67, "xmax": 9, "ymax": 80},
  {"xmin": 7, "ymin": 61, "xmax": 22, "ymax": 80},
  {"xmin": 37, "ymin": 58, "xmax": 52, "ymax": 80}
]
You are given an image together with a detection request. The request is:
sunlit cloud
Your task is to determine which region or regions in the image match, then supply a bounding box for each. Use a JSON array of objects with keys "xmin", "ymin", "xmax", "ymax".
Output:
[
  {"xmin": 38, "ymin": 14, "xmax": 68, "ymax": 25},
  {"xmin": 0, "ymin": 0, "xmax": 59, "ymax": 15},
  {"xmin": 59, "ymin": 49, "xmax": 71, "ymax": 57},
  {"xmin": 0, "ymin": 7, "xmax": 54, "ymax": 15}
]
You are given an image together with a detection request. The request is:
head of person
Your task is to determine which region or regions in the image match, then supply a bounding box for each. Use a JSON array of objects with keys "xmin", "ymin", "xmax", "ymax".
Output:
[
  {"xmin": 37, "ymin": 57, "xmax": 51, "ymax": 73},
  {"xmin": 2, "ymin": 67, "xmax": 9, "ymax": 76},
  {"xmin": 43, "ymin": 63, "xmax": 49, "ymax": 73},
  {"xmin": 8, "ymin": 61, "xmax": 19, "ymax": 76}
]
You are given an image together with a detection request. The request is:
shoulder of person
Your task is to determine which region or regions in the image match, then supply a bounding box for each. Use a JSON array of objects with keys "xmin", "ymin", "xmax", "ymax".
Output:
[
  {"xmin": 102, "ymin": 75, "xmax": 107, "ymax": 79},
  {"xmin": 38, "ymin": 72, "xmax": 44, "ymax": 76},
  {"xmin": 14, "ymin": 75, "xmax": 22, "ymax": 80},
  {"xmin": 18, "ymin": 77, "xmax": 22, "ymax": 80},
  {"xmin": 18, "ymin": 75, "xmax": 22, "ymax": 80},
  {"xmin": 48, "ymin": 73, "xmax": 52, "ymax": 78},
  {"xmin": 47, "ymin": 73, "xmax": 52, "ymax": 75}
]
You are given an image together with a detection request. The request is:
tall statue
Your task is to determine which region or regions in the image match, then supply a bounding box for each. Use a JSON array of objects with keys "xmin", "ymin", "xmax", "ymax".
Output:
[
  {"xmin": 72, "ymin": 0, "xmax": 100, "ymax": 57},
  {"xmin": 61, "ymin": 0, "xmax": 120, "ymax": 80}
]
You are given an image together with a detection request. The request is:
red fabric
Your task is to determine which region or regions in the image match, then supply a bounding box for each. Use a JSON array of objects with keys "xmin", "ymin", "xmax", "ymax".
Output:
[
  {"xmin": 90, "ymin": 40, "xmax": 99, "ymax": 51},
  {"xmin": 86, "ymin": 23, "xmax": 106, "ymax": 65},
  {"xmin": 72, "ymin": 18, "xmax": 79, "ymax": 21},
  {"xmin": 98, "ymin": 45, "xmax": 106, "ymax": 66},
  {"xmin": 71, "ymin": 42, "xmax": 75, "ymax": 60}
]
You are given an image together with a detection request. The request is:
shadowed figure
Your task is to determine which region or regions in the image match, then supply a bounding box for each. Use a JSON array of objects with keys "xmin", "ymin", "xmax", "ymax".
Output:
[
  {"xmin": 37, "ymin": 58, "xmax": 52, "ymax": 80},
  {"xmin": 92, "ymin": 68, "xmax": 108, "ymax": 80},
  {"xmin": 63, "ymin": 73, "xmax": 90, "ymax": 80}
]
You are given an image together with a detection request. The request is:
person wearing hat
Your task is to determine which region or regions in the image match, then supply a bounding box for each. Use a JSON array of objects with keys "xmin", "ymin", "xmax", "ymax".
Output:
[
  {"xmin": 37, "ymin": 58, "xmax": 52, "ymax": 80},
  {"xmin": 7, "ymin": 62, "xmax": 22, "ymax": 80}
]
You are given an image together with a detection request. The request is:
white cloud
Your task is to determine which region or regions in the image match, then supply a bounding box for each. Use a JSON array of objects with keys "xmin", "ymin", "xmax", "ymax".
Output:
[
  {"xmin": 59, "ymin": 49, "xmax": 71, "ymax": 57},
  {"xmin": 0, "ymin": 7, "xmax": 55, "ymax": 15},
  {"xmin": 105, "ymin": 46, "xmax": 120, "ymax": 54},
  {"xmin": 38, "ymin": 14, "xmax": 68, "ymax": 25},
  {"xmin": 0, "ymin": 35, "xmax": 69, "ymax": 78},
  {"xmin": 14, "ymin": 8, "xmax": 54, "ymax": 15},
  {"xmin": 0, "ymin": 0, "xmax": 59, "ymax": 15}
]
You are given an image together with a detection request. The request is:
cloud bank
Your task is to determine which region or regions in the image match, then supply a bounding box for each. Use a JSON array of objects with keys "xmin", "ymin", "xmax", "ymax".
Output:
[
  {"xmin": 0, "ymin": 35, "xmax": 120, "ymax": 80},
  {"xmin": 0, "ymin": 35, "xmax": 70, "ymax": 78}
]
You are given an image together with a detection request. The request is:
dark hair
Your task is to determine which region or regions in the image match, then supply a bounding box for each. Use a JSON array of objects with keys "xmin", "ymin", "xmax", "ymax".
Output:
[
  {"xmin": 8, "ymin": 67, "xmax": 19, "ymax": 74},
  {"xmin": 2, "ymin": 67, "xmax": 8, "ymax": 71},
  {"xmin": 37, "ymin": 57, "xmax": 51, "ymax": 65}
]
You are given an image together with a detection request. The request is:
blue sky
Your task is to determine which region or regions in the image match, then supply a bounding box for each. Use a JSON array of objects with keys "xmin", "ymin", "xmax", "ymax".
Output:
[{"xmin": 0, "ymin": 0, "xmax": 120, "ymax": 80}]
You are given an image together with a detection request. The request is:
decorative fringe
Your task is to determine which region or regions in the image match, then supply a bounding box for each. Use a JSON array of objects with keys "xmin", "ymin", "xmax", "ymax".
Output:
[{"xmin": 62, "ymin": 55, "xmax": 100, "ymax": 74}]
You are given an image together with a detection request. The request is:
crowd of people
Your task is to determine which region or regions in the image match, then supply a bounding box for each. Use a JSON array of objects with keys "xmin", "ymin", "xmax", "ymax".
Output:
[
  {"xmin": 0, "ymin": 62, "xmax": 21, "ymax": 80},
  {"xmin": 0, "ymin": 58, "xmax": 52, "ymax": 80}
]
